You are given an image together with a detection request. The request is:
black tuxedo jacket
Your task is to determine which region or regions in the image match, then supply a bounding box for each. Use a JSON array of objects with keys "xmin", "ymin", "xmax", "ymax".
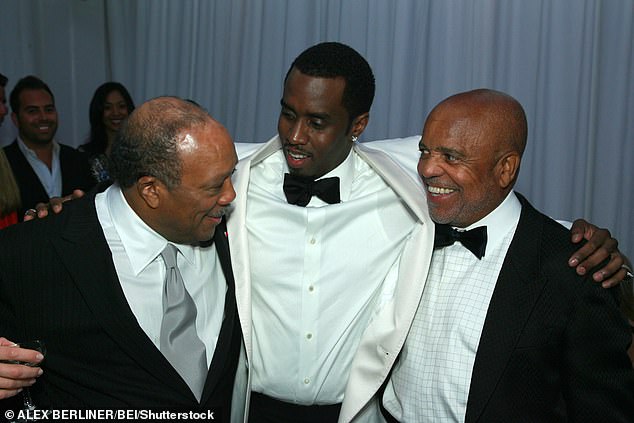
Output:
[
  {"xmin": 464, "ymin": 194, "xmax": 634, "ymax": 422},
  {"xmin": 0, "ymin": 193, "xmax": 241, "ymax": 421},
  {"xmin": 3, "ymin": 140, "xmax": 95, "ymax": 219}
]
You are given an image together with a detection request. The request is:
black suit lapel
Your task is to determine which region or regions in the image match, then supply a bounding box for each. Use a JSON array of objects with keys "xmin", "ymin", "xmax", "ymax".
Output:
[
  {"xmin": 200, "ymin": 218, "xmax": 241, "ymax": 404},
  {"xmin": 465, "ymin": 195, "xmax": 548, "ymax": 423},
  {"xmin": 49, "ymin": 195, "xmax": 193, "ymax": 400}
]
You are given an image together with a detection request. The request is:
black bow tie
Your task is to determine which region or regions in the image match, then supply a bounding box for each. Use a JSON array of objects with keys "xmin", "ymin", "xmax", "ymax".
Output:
[
  {"xmin": 433, "ymin": 224, "xmax": 488, "ymax": 259},
  {"xmin": 283, "ymin": 173, "xmax": 341, "ymax": 207}
]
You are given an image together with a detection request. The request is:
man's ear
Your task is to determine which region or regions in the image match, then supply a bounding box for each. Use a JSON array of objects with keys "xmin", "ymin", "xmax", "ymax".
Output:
[
  {"xmin": 350, "ymin": 112, "xmax": 370, "ymax": 139},
  {"xmin": 11, "ymin": 112, "xmax": 18, "ymax": 128},
  {"xmin": 137, "ymin": 176, "xmax": 162, "ymax": 209},
  {"xmin": 497, "ymin": 152, "xmax": 521, "ymax": 189}
]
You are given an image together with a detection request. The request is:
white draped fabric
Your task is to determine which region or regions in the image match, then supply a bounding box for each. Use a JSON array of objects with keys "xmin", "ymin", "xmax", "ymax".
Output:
[{"xmin": 1, "ymin": 0, "xmax": 632, "ymax": 256}]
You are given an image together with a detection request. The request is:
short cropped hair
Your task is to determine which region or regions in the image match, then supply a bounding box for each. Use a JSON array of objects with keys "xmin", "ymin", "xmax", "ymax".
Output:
[
  {"xmin": 9, "ymin": 75, "xmax": 55, "ymax": 113},
  {"xmin": 0, "ymin": 73, "xmax": 7, "ymax": 87},
  {"xmin": 286, "ymin": 42, "xmax": 375, "ymax": 123},
  {"xmin": 109, "ymin": 97, "xmax": 211, "ymax": 190}
]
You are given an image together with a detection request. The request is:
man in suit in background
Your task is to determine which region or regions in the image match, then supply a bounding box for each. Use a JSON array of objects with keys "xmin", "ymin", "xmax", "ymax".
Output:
[
  {"xmin": 0, "ymin": 97, "xmax": 242, "ymax": 420},
  {"xmin": 4, "ymin": 75, "xmax": 94, "ymax": 219},
  {"xmin": 382, "ymin": 89, "xmax": 634, "ymax": 422}
]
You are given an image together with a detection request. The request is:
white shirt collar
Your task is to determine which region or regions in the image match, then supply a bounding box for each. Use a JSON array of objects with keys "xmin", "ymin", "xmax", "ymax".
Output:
[
  {"xmin": 105, "ymin": 184, "xmax": 197, "ymax": 275},
  {"xmin": 17, "ymin": 136, "xmax": 60, "ymax": 159},
  {"xmin": 461, "ymin": 190, "xmax": 522, "ymax": 252}
]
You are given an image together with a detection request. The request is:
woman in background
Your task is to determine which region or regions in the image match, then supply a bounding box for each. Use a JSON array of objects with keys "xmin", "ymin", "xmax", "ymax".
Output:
[{"xmin": 80, "ymin": 82, "xmax": 135, "ymax": 182}]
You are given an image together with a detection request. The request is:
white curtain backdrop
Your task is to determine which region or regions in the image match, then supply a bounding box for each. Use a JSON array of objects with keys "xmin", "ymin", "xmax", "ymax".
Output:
[{"xmin": 1, "ymin": 0, "xmax": 632, "ymax": 256}]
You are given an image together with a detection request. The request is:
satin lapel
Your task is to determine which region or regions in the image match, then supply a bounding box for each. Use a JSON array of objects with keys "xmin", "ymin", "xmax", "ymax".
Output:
[
  {"xmin": 200, "ymin": 218, "xmax": 240, "ymax": 402},
  {"xmin": 227, "ymin": 136, "xmax": 281, "ymax": 362},
  {"xmin": 49, "ymin": 195, "xmax": 192, "ymax": 399},
  {"xmin": 338, "ymin": 145, "xmax": 435, "ymax": 422},
  {"xmin": 353, "ymin": 143, "xmax": 430, "ymax": 223},
  {"xmin": 465, "ymin": 195, "xmax": 547, "ymax": 423}
]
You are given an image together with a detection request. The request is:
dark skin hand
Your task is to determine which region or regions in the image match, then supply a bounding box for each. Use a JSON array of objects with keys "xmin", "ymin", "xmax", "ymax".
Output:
[
  {"xmin": 23, "ymin": 189, "xmax": 85, "ymax": 220},
  {"xmin": 568, "ymin": 219, "xmax": 631, "ymax": 288}
]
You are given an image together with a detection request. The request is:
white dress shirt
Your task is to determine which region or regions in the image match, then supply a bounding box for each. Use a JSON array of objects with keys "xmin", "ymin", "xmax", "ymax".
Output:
[
  {"xmin": 383, "ymin": 191, "xmax": 522, "ymax": 422},
  {"xmin": 247, "ymin": 148, "xmax": 418, "ymax": 405},
  {"xmin": 17, "ymin": 136, "xmax": 62, "ymax": 198},
  {"xmin": 95, "ymin": 184, "xmax": 227, "ymax": 366}
]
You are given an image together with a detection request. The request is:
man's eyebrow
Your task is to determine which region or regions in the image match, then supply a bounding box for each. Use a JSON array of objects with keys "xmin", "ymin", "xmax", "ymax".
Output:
[
  {"xmin": 418, "ymin": 143, "xmax": 463, "ymax": 157},
  {"xmin": 437, "ymin": 146, "xmax": 464, "ymax": 158},
  {"xmin": 280, "ymin": 99, "xmax": 330, "ymax": 120}
]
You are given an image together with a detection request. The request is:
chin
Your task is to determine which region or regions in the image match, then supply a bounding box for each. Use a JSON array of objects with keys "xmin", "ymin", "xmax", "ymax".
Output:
[
  {"xmin": 199, "ymin": 226, "xmax": 218, "ymax": 240},
  {"xmin": 290, "ymin": 167, "xmax": 319, "ymax": 179},
  {"xmin": 429, "ymin": 212, "xmax": 452, "ymax": 225},
  {"xmin": 198, "ymin": 237, "xmax": 215, "ymax": 247}
]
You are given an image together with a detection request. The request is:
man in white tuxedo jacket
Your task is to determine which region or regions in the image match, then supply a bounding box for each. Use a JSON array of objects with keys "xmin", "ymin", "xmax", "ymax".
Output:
[{"xmin": 228, "ymin": 42, "xmax": 434, "ymax": 423}]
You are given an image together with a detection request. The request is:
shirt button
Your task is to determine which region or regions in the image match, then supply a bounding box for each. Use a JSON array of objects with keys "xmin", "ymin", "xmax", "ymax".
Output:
[
  {"xmin": 303, "ymin": 377, "xmax": 310, "ymax": 384},
  {"xmin": 306, "ymin": 333, "xmax": 313, "ymax": 340},
  {"xmin": 309, "ymin": 238, "xmax": 316, "ymax": 245},
  {"xmin": 308, "ymin": 285, "xmax": 314, "ymax": 292}
]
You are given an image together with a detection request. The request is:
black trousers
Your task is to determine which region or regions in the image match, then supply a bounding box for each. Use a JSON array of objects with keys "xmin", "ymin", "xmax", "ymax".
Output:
[{"xmin": 248, "ymin": 391, "xmax": 341, "ymax": 423}]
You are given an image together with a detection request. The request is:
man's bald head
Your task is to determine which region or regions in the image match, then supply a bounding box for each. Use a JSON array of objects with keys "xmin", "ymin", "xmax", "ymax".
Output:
[
  {"xmin": 110, "ymin": 96, "xmax": 226, "ymax": 189},
  {"xmin": 418, "ymin": 89, "xmax": 527, "ymax": 227},
  {"xmin": 430, "ymin": 88, "xmax": 528, "ymax": 158}
]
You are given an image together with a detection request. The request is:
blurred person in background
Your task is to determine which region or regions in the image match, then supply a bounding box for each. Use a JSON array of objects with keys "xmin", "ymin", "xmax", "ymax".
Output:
[
  {"xmin": 0, "ymin": 72, "xmax": 21, "ymax": 229},
  {"xmin": 3, "ymin": 75, "xmax": 95, "ymax": 219},
  {"xmin": 0, "ymin": 72, "xmax": 8, "ymax": 126},
  {"xmin": 79, "ymin": 82, "xmax": 135, "ymax": 182},
  {"xmin": 0, "ymin": 151, "xmax": 20, "ymax": 229}
]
